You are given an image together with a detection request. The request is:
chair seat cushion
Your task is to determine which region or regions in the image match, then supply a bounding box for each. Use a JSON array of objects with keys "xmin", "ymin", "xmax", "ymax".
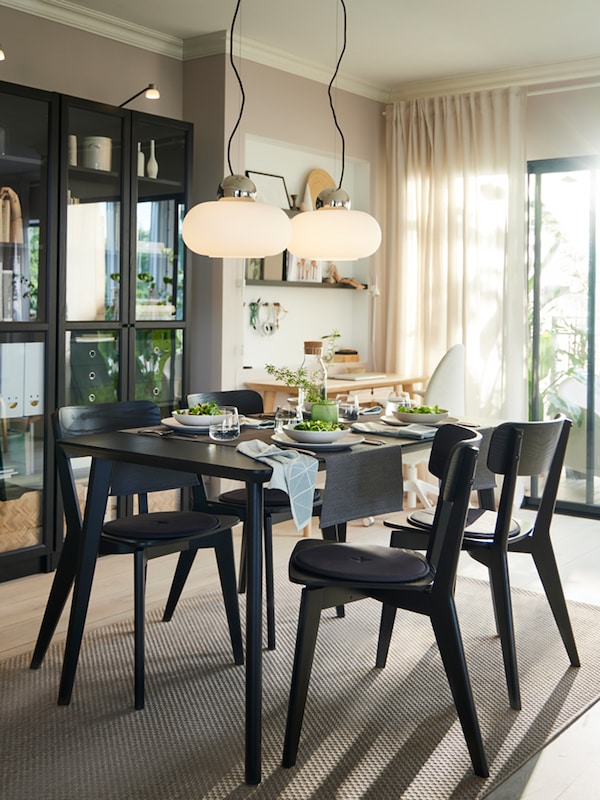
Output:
[
  {"xmin": 219, "ymin": 487, "xmax": 321, "ymax": 509},
  {"xmin": 408, "ymin": 507, "xmax": 522, "ymax": 540},
  {"xmin": 103, "ymin": 511, "xmax": 221, "ymax": 539},
  {"xmin": 294, "ymin": 542, "xmax": 430, "ymax": 583}
]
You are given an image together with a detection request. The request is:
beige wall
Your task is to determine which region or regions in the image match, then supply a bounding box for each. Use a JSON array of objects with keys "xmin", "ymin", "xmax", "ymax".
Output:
[
  {"xmin": 0, "ymin": 5, "xmax": 183, "ymax": 118},
  {"xmin": 526, "ymin": 86, "xmax": 600, "ymax": 161}
]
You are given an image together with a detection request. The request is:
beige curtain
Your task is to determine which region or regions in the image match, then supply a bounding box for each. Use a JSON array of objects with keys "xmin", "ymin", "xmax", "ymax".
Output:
[{"xmin": 379, "ymin": 87, "xmax": 527, "ymax": 418}]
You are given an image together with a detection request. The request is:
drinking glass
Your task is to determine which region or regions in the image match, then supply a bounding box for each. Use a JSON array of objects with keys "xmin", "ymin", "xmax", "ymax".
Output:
[
  {"xmin": 208, "ymin": 406, "xmax": 240, "ymax": 441},
  {"xmin": 386, "ymin": 391, "xmax": 411, "ymax": 416},
  {"xmin": 336, "ymin": 393, "xmax": 360, "ymax": 422},
  {"xmin": 275, "ymin": 404, "xmax": 302, "ymax": 433}
]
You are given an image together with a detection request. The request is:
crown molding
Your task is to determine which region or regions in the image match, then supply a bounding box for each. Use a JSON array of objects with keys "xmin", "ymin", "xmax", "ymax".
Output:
[
  {"xmin": 389, "ymin": 57, "xmax": 600, "ymax": 101},
  {"xmin": 183, "ymin": 31, "xmax": 389, "ymax": 104},
  {"xmin": 0, "ymin": 0, "xmax": 183, "ymax": 58},
  {"xmin": 5, "ymin": 1, "xmax": 598, "ymax": 103}
]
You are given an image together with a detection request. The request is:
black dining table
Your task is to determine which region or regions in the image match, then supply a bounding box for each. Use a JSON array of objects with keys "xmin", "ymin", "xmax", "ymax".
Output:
[{"xmin": 30, "ymin": 420, "xmax": 429, "ymax": 785}]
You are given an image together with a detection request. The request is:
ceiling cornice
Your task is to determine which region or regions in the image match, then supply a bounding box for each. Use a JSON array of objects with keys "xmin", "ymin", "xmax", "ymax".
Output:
[
  {"xmin": 183, "ymin": 31, "xmax": 389, "ymax": 103},
  {"xmin": 0, "ymin": 0, "xmax": 183, "ymax": 58},
  {"xmin": 389, "ymin": 57, "xmax": 600, "ymax": 101},
  {"xmin": 4, "ymin": 1, "xmax": 599, "ymax": 104},
  {"xmin": 2, "ymin": 0, "xmax": 387, "ymax": 100}
]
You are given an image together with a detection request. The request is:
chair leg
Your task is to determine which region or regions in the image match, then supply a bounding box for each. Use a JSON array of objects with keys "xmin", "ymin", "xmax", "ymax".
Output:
[
  {"xmin": 282, "ymin": 587, "xmax": 324, "ymax": 768},
  {"xmin": 30, "ymin": 528, "xmax": 80, "ymax": 669},
  {"xmin": 214, "ymin": 536, "xmax": 244, "ymax": 665},
  {"xmin": 532, "ymin": 542, "xmax": 580, "ymax": 667},
  {"xmin": 431, "ymin": 600, "xmax": 489, "ymax": 778},
  {"xmin": 376, "ymin": 604, "xmax": 397, "ymax": 668},
  {"xmin": 162, "ymin": 550, "xmax": 197, "ymax": 622},
  {"xmin": 487, "ymin": 552, "xmax": 521, "ymax": 710},
  {"xmin": 238, "ymin": 520, "xmax": 248, "ymax": 594},
  {"xmin": 322, "ymin": 524, "xmax": 346, "ymax": 618},
  {"xmin": 133, "ymin": 550, "xmax": 148, "ymax": 710}
]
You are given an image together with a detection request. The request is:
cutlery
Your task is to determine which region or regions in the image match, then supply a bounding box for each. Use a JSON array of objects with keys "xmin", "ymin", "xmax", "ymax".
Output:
[
  {"xmin": 364, "ymin": 438, "xmax": 385, "ymax": 446},
  {"xmin": 139, "ymin": 428, "xmax": 175, "ymax": 437}
]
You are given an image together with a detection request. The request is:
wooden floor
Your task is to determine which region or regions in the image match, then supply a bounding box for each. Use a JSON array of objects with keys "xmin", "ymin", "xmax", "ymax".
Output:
[{"xmin": 1, "ymin": 511, "xmax": 600, "ymax": 799}]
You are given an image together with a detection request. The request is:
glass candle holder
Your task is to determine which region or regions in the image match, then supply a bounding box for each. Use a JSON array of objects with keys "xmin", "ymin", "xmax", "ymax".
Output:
[{"xmin": 310, "ymin": 400, "xmax": 339, "ymax": 424}]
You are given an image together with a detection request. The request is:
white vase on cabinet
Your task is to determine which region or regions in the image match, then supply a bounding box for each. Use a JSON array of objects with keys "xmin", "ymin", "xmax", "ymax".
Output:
[
  {"xmin": 137, "ymin": 142, "xmax": 145, "ymax": 177},
  {"xmin": 146, "ymin": 139, "xmax": 158, "ymax": 179}
]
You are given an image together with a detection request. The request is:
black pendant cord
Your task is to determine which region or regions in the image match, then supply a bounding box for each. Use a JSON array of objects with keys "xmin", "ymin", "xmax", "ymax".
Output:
[
  {"xmin": 226, "ymin": 0, "xmax": 245, "ymax": 177},
  {"xmin": 329, "ymin": 0, "xmax": 347, "ymax": 191}
]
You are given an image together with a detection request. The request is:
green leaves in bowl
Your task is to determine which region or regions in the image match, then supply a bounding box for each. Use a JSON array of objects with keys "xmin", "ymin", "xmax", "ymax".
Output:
[{"xmin": 293, "ymin": 420, "xmax": 345, "ymax": 432}]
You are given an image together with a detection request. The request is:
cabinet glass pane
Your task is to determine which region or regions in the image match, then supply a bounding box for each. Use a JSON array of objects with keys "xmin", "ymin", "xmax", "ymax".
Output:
[
  {"xmin": 136, "ymin": 200, "xmax": 184, "ymax": 321},
  {"xmin": 135, "ymin": 328, "xmax": 183, "ymax": 406},
  {"xmin": 66, "ymin": 108, "xmax": 122, "ymax": 321},
  {"xmin": 135, "ymin": 120, "xmax": 187, "ymax": 323},
  {"xmin": 65, "ymin": 330, "xmax": 119, "ymax": 405},
  {"xmin": 0, "ymin": 334, "xmax": 44, "ymax": 552},
  {"xmin": 0, "ymin": 92, "xmax": 49, "ymax": 323}
]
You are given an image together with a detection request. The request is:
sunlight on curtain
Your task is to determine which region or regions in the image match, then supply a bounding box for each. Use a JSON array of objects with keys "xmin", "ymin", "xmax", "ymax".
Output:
[{"xmin": 381, "ymin": 87, "xmax": 527, "ymax": 418}]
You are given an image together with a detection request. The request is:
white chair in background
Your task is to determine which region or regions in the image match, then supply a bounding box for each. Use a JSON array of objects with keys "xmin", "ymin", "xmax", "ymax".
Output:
[{"xmin": 403, "ymin": 343, "xmax": 466, "ymax": 507}]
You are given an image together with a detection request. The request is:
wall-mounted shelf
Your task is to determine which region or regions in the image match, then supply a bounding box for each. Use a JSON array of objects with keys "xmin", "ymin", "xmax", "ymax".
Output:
[{"xmin": 246, "ymin": 280, "xmax": 367, "ymax": 289}]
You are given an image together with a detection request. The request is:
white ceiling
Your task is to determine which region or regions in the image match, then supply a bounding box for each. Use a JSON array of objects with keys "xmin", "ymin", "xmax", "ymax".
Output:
[{"xmin": 7, "ymin": 0, "xmax": 600, "ymax": 99}]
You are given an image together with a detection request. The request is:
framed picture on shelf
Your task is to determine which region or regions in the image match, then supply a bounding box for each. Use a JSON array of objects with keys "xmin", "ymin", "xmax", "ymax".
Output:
[
  {"xmin": 263, "ymin": 252, "xmax": 285, "ymax": 280},
  {"xmin": 245, "ymin": 257, "xmax": 264, "ymax": 281},
  {"xmin": 246, "ymin": 171, "xmax": 291, "ymax": 209},
  {"xmin": 286, "ymin": 252, "xmax": 324, "ymax": 283}
]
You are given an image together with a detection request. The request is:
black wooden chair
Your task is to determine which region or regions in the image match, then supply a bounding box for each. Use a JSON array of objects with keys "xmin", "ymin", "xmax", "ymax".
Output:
[
  {"xmin": 282, "ymin": 424, "xmax": 488, "ymax": 778},
  {"xmin": 390, "ymin": 416, "xmax": 579, "ymax": 710},
  {"xmin": 165, "ymin": 389, "xmax": 322, "ymax": 649},
  {"xmin": 39, "ymin": 400, "xmax": 243, "ymax": 710}
]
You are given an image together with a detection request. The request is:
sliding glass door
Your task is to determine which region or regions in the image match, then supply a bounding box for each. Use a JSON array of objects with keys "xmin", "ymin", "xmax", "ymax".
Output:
[{"xmin": 528, "ymin": 156, "xmax": 600, "ymax": 515}]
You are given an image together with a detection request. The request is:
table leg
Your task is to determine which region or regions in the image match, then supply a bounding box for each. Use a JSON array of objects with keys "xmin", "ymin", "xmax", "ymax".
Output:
[
  {"xmin": 244, "ymin": 481, "xmax": 263, "ymax": 785},
  {"xmin": 58, "ymin": 457, "xmax": 112, "ymax": 705}
]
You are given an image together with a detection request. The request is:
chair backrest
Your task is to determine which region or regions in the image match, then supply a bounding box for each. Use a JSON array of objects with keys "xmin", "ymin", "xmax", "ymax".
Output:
[
  {"xmin": 425, "ymin": 425, "xmax": 482, "ymax": 587},
  {"xmin": 423, "ymin": 344, "xmax": 466, "ymax": 417},
  {"xmin": 187, "ymin": 390, "xmax": 264, "ymax": 416},
  {"xmin": 53, "ymin": 401, "xmax": 199, "ymax": 507},
  {"xmin": 486, "ymin": 415, "xmax": 571, "ymax": 550}
]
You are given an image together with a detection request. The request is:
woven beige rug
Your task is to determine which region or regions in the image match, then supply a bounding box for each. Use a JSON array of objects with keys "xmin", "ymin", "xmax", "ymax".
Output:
[{"xmin": 1, "ymin": 575, "xmax": 599, "ymax": 800}]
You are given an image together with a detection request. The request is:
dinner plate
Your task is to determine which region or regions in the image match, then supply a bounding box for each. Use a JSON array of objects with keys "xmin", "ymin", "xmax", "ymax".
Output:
[
  {"xmin": 381, "ymin": 414, "xmax": 459, "ymax": 427},
  {"xmin": 271, "ymin": 432, "xmax": 364, "ymax": 451},
  {"xmin": 161, "ymin": 417, "xmax": 209, "ymax": 434}
]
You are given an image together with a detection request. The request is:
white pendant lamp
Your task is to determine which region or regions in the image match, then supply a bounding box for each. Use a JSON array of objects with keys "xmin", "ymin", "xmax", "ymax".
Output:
[
  {"xmin": 288, "ymin": 188, "xmax": 381, "ymax": 260},
  {"xmin": 182, "ymin": 175, "xmax": 291, "ymax": 258},
  {"xmin": 289, "ymin": 0, "xmax": 381, "ymax": 261},
  {"xmin": 182, "ymin": 0, "xmax": 291, "ymax": 259}
]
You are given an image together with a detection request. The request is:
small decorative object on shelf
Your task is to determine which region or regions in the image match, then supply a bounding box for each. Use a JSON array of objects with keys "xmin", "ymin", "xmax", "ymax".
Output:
[
  {"xmin": 137, "ymin": 142, "xmax": 145, "ymax": 177},
  {"xmin": 68, "ymin": 135, "xmax": 77, "ymax": 166},
  {"xmin": 146, "ymin": 139, "xmax": 158, "ymax": 179},
  {"xmin": 82, "ymin": 136, "xmax": 111, "ymax": 171},
  {"xmin": 323, "ymin": 262, "xmax": 365, "ymax": 289}
]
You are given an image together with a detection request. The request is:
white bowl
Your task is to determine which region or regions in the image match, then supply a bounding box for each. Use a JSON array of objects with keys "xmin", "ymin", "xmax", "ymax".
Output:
[
  {"xmin": 173, "ymin": 409, "xmax": 224, "ymax": 426},
  {"xmin": 283, "ymin": 424, "xmax": 348, "ymax": 444},
  {"xmin": 393, "ymin": 409, "xmax": 448, "ymax": 424}
]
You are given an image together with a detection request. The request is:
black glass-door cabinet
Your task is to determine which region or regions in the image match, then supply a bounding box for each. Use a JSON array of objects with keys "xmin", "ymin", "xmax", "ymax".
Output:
[
  {"xmin": 0, "ymin": 80, "xmax": 192, "ymax": 581},
  {"xmin": 0, "ymin": 81, "xmax": 57, "ymax": 581}
]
